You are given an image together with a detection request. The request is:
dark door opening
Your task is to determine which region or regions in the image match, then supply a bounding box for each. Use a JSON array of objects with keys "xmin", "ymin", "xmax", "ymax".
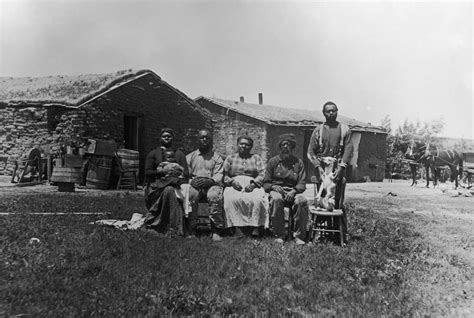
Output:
[{"xmin": 124, "ymin": 115, "xmax": 140, "ymax": 150}]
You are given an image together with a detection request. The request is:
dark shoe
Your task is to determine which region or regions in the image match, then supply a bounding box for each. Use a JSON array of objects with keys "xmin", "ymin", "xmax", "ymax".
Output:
[
  {"xmin": 233, "ymin": 227, "xmax": 245, "ymax": 239},
  {"xmin": 251, "ymin": 227, "xmax": 260, "ymax": 237}
]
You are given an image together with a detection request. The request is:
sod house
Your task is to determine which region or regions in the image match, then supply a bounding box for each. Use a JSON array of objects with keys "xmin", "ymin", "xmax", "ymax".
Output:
[
  {"xmin": 0, "ymin": 69, "xmax": 212, "ymax": 178},
  {"xmin": 195, "ymin": 96, "xmax": 387, "ymax": 182}
]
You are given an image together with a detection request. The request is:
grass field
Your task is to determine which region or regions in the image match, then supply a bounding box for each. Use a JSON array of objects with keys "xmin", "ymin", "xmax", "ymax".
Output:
[{"xmin": 1, "ymin": 182, "xmax": 472, "ymax": 316}]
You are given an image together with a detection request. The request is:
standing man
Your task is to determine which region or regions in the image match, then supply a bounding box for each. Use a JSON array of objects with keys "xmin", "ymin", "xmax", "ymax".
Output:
[
  {"xmin": 186, "ymin": 129, "xmax": 225, "ymax": 241},
  {"xmin": 263, "ymin": 133, "xmax": 309, "ymax": 245},
  {"xmin": 143, "ymin": 128, "xmax": 189, "ymax": 234},
  {"xmin": 307, "ymin": 101, "xmax": 353, "ymax": 243}
]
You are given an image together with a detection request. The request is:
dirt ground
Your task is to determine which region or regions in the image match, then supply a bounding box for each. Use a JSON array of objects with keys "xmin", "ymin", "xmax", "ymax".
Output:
[
  {"xmin": 347, "ymin": 180, "xmax": 473, "ymax": 263},
  {"xmin": 347, "ymin": 179, "xmax": 473, "ymax": 315}
]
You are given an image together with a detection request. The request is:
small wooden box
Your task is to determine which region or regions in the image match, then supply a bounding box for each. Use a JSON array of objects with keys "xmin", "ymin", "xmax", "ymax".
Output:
[
  {"xmin": 64, "ymin": 154, "xmax": 84, "ymax": 168},
  {"xmin": 86, "ymin": 139, "xmax": 117, "ymax": 156}
]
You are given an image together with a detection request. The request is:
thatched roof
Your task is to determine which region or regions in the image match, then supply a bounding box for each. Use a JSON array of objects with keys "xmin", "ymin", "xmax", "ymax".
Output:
[
  {"xmin": 196, "ymin": 97, "xmax": 386, "ymax": 133},
  {"xmin": 0, "ymin": 69, "xmax": 152, "ymax": 107}
]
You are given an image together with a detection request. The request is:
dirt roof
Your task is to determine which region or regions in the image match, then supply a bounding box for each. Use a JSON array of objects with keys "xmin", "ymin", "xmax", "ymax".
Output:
[
  {"xmin": 0, "ymin": 69, "xmax": 211, "ymax": 122},
  {"xmin": 196, "ymin": 97, "xmax": 386, "ymax": 133},
  {"xmin": 0, "ymin": 69, "xmax": 152, "ymax": 106}
]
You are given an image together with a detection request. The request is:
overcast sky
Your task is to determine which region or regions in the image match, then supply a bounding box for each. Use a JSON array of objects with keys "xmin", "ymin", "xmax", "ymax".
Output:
[{"xmin": 1, "ymin": 0, "xmax": 472, "ymax": 139}]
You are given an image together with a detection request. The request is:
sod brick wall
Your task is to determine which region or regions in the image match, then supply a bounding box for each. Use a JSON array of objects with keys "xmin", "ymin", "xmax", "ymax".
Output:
[
  {"xmin": 0, "ymin": 106, "xmax": 70, "ymax": 175},
  {"xmin": 196, "ymin": 98, "xmax": 268, "ymax": 161},
  {"xmin": 0, "ymin": 73, "xmax": 212, "ymax": 177}
]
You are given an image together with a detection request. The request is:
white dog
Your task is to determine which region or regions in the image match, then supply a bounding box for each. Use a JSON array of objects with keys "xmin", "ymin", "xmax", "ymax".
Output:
[{"xmin": 315, "ymin": 157, "xmax": 338, "ymax": 211}]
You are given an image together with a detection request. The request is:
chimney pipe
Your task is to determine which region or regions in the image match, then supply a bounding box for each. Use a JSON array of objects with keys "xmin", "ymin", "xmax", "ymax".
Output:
[
  {"xmin": 258, "ymin": 93, "xmax": 263, "ymax": 105},
  {"xmin": 239, "ymin": 96, "xmax": 244, "ymax": 102}
]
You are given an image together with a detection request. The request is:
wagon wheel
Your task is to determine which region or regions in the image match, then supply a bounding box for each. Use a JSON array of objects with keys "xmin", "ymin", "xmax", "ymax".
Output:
[{"xmin": 17, "ymin": 148, "xmax": 42, "ymax": 183}]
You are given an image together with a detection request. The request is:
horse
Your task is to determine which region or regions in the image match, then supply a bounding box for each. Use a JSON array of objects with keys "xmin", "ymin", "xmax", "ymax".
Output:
[
  {"xmin": 423, "ymin": 143, "xmax": 463, "ymax": 188},
  {"xmin": 404, "ymin": 141, "xmax": 424, "ymax": 186},
  {"xmin": 406, "ymin": 141, "xmax": 463, "ymax": 188}
]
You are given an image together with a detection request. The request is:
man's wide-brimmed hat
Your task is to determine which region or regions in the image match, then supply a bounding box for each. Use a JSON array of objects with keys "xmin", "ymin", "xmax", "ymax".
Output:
[{"xmin": 278, "ymin": 133, "xmax": 296, "ymax": 148}]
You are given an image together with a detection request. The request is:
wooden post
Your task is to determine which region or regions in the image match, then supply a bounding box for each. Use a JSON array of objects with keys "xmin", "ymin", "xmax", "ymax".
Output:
[{"xmin": 47, "ymin": 155, "xmax": 52, "ymax": 183}]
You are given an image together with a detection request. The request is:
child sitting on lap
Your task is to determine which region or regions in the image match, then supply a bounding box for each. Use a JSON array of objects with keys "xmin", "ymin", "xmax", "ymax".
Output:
[{"xmin": 156, "ymin": 150, "xmax": 185, "ymax": 188}]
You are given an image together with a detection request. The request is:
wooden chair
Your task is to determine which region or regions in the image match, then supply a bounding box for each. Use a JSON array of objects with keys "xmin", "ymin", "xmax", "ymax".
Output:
[
  {"xmin": 185, "ymin": 183, "xmax": 218, "ymax": 233},
  {"xmin": 115, "ymin": 152, "xmax": 137, "ymax": 190},
  {"xmin": 310, "ymin": 177, "xmax": 347, "ymax": 246},
  {"xmin": 310, "ymin": 208, "xmax": 345, "ymax": 246},
  {"xmin": 283, "ymin": 205, "xmax": 295, "ymax": 241},
  {"xmin": 192, "ymin": 201, "xmax": 212, "ymax": 231},
  {"xmin": 267, "ymin": 196, "xmax": 295, "ymax": 241}
]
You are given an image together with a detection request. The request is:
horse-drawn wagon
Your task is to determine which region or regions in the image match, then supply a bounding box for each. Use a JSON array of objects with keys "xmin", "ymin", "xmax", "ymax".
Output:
[{"xmin": 462, "ymin": 152, "xmax": 474, "ymax": 188}]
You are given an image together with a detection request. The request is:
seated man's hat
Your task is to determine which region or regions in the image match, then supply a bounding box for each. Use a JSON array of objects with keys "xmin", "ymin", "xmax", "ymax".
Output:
[{"xmin": 278, "ymin": 133, "xmax": 297, "ymax": 149}]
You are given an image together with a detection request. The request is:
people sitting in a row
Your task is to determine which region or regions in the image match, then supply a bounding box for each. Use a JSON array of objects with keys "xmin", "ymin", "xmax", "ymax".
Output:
[{"xmin": 144, "ymin": 101, "xmax": 353, "ymax": 244}]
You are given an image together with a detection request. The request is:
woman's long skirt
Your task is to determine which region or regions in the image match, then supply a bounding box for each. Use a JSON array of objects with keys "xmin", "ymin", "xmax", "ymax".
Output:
[
  {"xmin": 223, "ymin": 175, "xmax": 268, "ymax": 228},
  {"xmin": 144, "ymin": 184, "xmax": 184, "ymax": 235}
]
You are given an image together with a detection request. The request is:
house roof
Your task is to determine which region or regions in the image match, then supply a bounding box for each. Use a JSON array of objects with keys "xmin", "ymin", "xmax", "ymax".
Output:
[
  {"xmin": 0, "ymin": 69, "xmax": 150, "ymax": 107},
  {"xmin": 196, "ymin": 97, "xmax": 386, "ymax": 133},
  {"xmin": 0, "ymin": 69, "xmax": 207, "ymax": 116},
  {"xmin": 0, "ymin": 69, "xmax": 211, "ymax": 121}
]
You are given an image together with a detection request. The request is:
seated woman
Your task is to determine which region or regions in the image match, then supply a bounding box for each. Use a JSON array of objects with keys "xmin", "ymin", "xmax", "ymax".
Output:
[
  {"xmin": 223, "ymin": 136, "xmax": 268, "ymax": 237},
  {"xmin": 144, "ymin": 128, "xmax": 189, "ymax": 235}
]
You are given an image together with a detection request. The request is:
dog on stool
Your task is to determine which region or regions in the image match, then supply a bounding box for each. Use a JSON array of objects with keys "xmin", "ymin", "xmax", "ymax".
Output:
[{"xmin": 315, "ymin": 157, "xmax": 338, "ymax": 211}]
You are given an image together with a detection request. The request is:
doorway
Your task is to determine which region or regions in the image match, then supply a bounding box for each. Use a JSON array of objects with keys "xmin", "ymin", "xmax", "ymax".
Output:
[{"xmin": 123, "ymin": 115, "xmax": 140, "ymax": 150}]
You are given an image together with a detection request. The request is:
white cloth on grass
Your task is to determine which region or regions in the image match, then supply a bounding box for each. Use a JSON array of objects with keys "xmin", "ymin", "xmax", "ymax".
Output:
[
  {"xmin": 92, "ymin": 184, "xmax": 192, "ymax": 230},
  {"xmin": 92, "ymin": 213, "xmax": 146, "ymax": 230}
]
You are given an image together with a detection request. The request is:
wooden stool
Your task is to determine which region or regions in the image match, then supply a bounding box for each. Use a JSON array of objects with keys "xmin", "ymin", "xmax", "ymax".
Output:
[
  {"xmin": 284, "ymin": 206, "xmax": 294, "ymax": 241},
  {"xmin": 195, "ymin": 202, "xmax": 211, "ymax": 231},
  {"xmin": 310, "ymin": 206, "xmax": 344, "ymax": 246}
]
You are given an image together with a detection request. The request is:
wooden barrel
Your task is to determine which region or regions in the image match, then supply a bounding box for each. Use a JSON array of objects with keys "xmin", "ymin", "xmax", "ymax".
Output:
[
  {"xmin": 51, "ymin": 167, "xmax": 82, "ymax": 183},
  {"xmin": 86, "ymin": 156, "xmax": 112, "ymax": 189},
  {"xmin": 117, "ymin": 149, "xmax": 139, "ymax": 172}
]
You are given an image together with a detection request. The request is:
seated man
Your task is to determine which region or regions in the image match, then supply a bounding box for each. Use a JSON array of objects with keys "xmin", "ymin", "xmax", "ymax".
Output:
[
  {"xmin": 186, "ymin": 129, "xmax": 225, "ymax": 241},
  {"xmin": 263, "ymin": 133, "xmax": 309, "ymax": 245}
]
